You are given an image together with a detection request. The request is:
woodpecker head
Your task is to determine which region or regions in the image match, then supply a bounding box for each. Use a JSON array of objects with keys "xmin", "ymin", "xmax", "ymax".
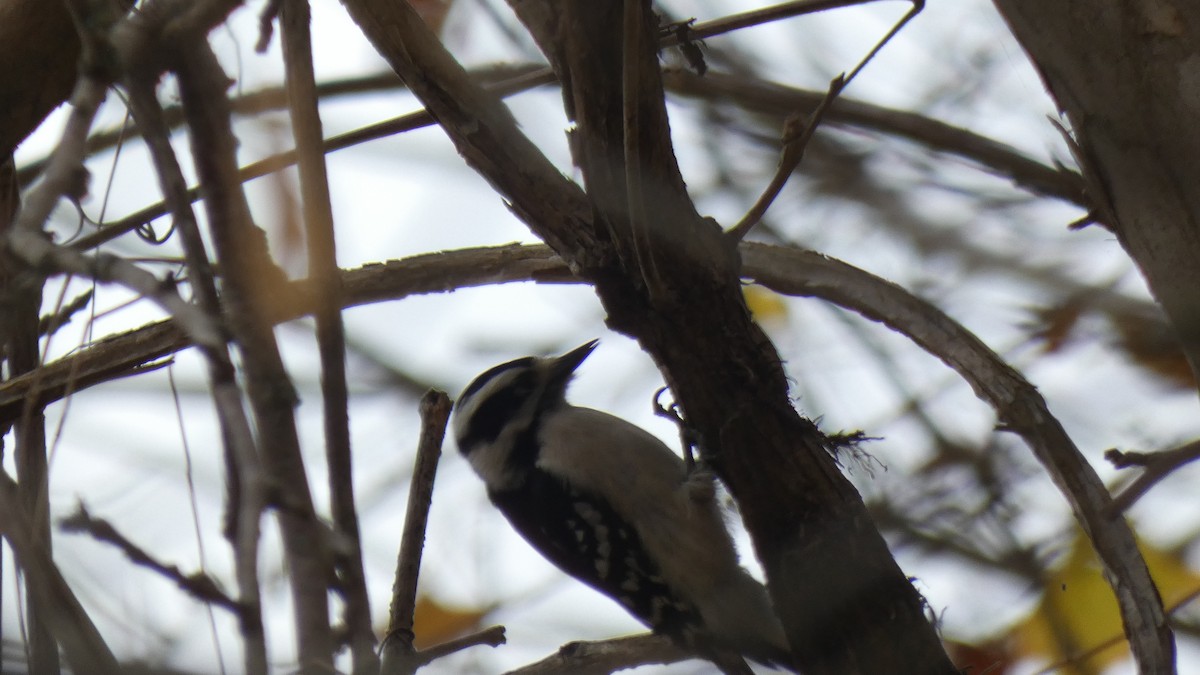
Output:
[{"xmin": 452, "ymin": 340, "xmax": 597, "ymax": 485}]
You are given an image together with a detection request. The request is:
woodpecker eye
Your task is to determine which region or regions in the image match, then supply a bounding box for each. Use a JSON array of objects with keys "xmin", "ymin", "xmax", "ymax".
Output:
[{"xmin": 462, "ymin": 371, "xmax": 537, "ymax": 447}]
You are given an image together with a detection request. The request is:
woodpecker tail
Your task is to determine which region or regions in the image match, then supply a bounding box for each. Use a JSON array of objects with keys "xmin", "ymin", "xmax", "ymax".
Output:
[{"xmin": 698, "ymin": 570, "xmax": 796, "ymax": 671}]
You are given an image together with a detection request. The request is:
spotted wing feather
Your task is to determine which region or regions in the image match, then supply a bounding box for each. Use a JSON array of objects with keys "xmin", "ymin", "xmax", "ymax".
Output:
[{"xmin": 489, "ymin": 467, "xmax": 702, "ymax": 638}]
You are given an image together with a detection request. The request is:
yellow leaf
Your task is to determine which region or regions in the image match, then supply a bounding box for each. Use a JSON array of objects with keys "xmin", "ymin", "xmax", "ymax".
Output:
[
  {"xmin": 744, "ymin": 285, "xmax": 788, "ymax": 324},
  {"xmin": 411, "ymin": 595, "xmax": 488, "ymax": 649},
  {"xmin": 1009, "ymin": 531, "xmax": 1200, "ymax": 673}
]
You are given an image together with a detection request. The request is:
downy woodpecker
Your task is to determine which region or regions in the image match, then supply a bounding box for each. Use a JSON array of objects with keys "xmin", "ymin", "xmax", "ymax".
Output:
[{"xmin": 452, "ymin": 340, "xmax": 793, "ymax": 672}]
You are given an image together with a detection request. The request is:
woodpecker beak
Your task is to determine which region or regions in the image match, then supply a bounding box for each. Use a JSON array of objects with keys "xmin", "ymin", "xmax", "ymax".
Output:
[
  {"xmin": 556, "ymin": 339, "xmax": 598, "ymax": 372},
  {"xmin": 547, "ymin": 339, "xmax": 598, "ymax": 386}
]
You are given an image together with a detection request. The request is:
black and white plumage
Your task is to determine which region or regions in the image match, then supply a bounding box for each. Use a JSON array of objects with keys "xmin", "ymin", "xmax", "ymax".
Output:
[{"xmin": 452, "ymin": 340, "xmax": 793, "ymax": 672}]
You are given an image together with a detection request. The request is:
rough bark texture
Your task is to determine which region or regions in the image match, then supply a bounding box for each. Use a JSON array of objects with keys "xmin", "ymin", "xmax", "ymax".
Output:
[
  {"xmin": 994, "ymin": 2, "xmax": 1200, "ymax": 387},
  {"xmin": 531, "ymin": 5, "xmax": 955, "ymax": 672},
  {"xmin": 991, "ymin": 2, "xmax": 1192, "ymax": 671}
]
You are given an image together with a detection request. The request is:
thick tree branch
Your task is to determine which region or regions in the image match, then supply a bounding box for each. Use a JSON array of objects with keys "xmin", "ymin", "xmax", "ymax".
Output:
[
  {"xmin": 508, "ymin": 2, "xmax": 953, "ymax": 671},
  {"xmin": 507, "ymin": 633, "xmax": 691, "ymax": 674},
  {"xmin": 0, "ymin": 245, "xmax": 569, "ymax": 425},
  {"xmin": 742, "ymin": 243, "xmax": 1170, "ymax": 667}
]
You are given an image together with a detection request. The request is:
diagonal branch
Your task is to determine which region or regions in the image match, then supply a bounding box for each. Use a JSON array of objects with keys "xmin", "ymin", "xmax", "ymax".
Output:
[
  {"xmin": 59, "ymin": 504, "xmax": 240, "ymax": 613},
  {"xmin": 174, "ymin": 33, "xmax": 335, "ymax": 672},
  {"xmin": 740, "ymin": 242, "xmax": 1171, "ymax": 670},
  {"xmin": 115, "ymin": 6, "xmax": 270, "ymax": 670},
  {"xmin": 339, "ymin": 0, "xmax": 597, "ymax": 261},
  {"xmin": 0, "ymin": 470, "xmax": 120, "ymax": 675}
]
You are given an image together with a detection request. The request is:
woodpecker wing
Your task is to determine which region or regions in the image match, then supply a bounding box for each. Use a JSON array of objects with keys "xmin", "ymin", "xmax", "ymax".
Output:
[{"xmin": 489, "ymin": 467, "xmax": 703, "ymax": 638}]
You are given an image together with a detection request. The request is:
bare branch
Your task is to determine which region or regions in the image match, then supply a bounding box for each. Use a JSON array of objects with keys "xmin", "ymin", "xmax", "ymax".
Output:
[
  {"xmin": 740, "ymin": 241, "xmax": 1171, "ymax": 672},
  {"xmin": 687, "ymin": 0, "xmax": 889, "ymax": 41},
  {"xmin": 174, "ymin": 33, "xmax": 335, "ymax": 672},
  {"xmin": 1108, "ymin": 440, "xmax": 1200, "ymax": 513},
  {"xmin": 726, "ymin": 75, "xmax": 844, "ymax": 241},
  {"xmin": 59, "ymin": 504, "xmax": 240, "ymax": 613},
  {"xmin": 0, "ymin": 470, "xmax": 120, "ymax": 675},
  {"xmin": 0, "ymin": 245, "xmax": 570, "ymax": 425},
  {"xmin": 416, "ymin": 625, "xmax": 506, "ymax": 668},
  {"xmin": 279, "ymin": 3, "xmax": 377, "ymax": 671},
  {"xmin": 381, "ymin": 390, "xmax": 454, "ymax": 675},
  {"xmin": 506, "ymin": 633, "xmax": 690, "ymax": 675},
  {"xmin": 115, "ymin": 8, "xmax": 270, "ymax": 670}
]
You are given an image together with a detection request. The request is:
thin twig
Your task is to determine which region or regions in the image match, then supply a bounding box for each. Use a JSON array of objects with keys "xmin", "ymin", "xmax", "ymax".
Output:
[
  {"xmin": 686, "ymin": 0, "xmax": 887, "ymax": 43},
  {"xmin": 726, "ymin": 75, "xmax": 845, "ymax": 241},
  {"xmin": 415, "ymin": 625, "xmax": 507, "ymax": 667},
  {"xmin": 727, "ymin": 0, "xmax": 922, "ymax": 241},
  {"xmin": 1107, "ymin": 440, "xmax": 1200, "ymax": 514},
  {"xmin": 381, "ymin": 390, "xmax": 453, "ymax": 675},
  {"xmin": 59, "ymin": 504, "xmax": 241, "ymax": 613},
  {"xmin": 37, "ymin": 288, "xmax": 92, "ymax": 337},
  {"xmin": 506, "ymin": 633, "xmax": 690, "ymax": 675}
]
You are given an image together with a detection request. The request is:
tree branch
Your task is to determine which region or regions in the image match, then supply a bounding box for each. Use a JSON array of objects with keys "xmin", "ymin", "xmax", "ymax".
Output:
[
  {"xmin": 0, "ymin": 470, "xmax": 120, "ymax": 675},
  {"xmin": 59, "ymin": 504, "xmax": 240, "ymax": 613},
  {"xmin": 1107, "ymin": 440, "xmax": 1200, "ymax": 514},
  {"xmin": 381, "ymin": 390, "xmax": 455, "ymax": 675},
  {"xmin": 507, "ymin": 633, "xmax": 690, "ymax": 675},
  {"xmin": 173, "ymin": 22, "xmax": 334, "ymax": 671},
  {"xmin": 741, "ymin": 241, "xmax": 1172, "ymax": 672},
  {"xmin": 279, "ymin": 3, "xmax": 377, "ymax": 672},
  {"xmin": 115, "ymin": 5, "xmax": 270, "ymax": 669}
]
